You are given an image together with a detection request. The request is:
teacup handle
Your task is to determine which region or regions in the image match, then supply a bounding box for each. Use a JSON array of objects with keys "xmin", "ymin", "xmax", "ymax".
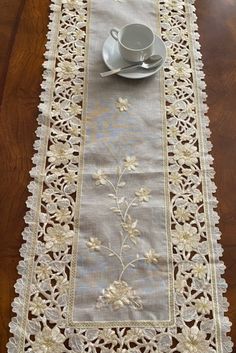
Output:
[{"xmin": 110, "ymin": 28, "xmax": 119, "ymax": 41}]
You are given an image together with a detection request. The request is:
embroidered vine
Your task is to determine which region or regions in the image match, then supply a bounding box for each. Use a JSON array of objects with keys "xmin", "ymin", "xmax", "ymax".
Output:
[{"xmin": 88, "ymin": 156, "xmax": 159, "ymax": 310}]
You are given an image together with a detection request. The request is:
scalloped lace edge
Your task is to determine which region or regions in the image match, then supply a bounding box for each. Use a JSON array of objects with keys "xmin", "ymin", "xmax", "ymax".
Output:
[
  {"xmin": 187, "ymin": 1, "xmax": 233, "ymax": 351},
  {"xmin": 6, "ymin": 1, "xmax": 62, "ymax": 351}
]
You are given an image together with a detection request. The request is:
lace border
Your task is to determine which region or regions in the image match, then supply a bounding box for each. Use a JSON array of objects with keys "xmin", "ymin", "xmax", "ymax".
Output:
[
  {"xmin": 7, "ymin": 1, "xmax": 62, "ymax": 351},
  {"xmin": 186, "ymin": 1, "xmax": 233, "ymax": 351}
]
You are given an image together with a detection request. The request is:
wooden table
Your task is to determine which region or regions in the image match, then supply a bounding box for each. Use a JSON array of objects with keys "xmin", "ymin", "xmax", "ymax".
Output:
[{"xmin": 0, "ymin": 1, "xmax": 235, "ymax": 351}]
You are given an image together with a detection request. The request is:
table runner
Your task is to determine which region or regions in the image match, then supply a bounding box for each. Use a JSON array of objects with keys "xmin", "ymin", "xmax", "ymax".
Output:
[{"xmin": 7, "ymin": 1, "xmax": 233, "ymax": 352}]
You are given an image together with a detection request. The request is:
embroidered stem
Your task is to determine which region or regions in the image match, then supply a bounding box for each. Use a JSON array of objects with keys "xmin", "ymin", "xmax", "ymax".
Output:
[
  {"xmin": 119, "ymin": 232, "xmax": 130, "ymax": 257},
  {"xmin": 100, "ymin": 245, "xmax": 125, "ymax": 268},
  {"xmin": 123, "ymin": 196, "xmax": 137, "ymax": 221},
  {"xmin": 118, "ymin": 257, "xmax": 146, "ymax": 281}
]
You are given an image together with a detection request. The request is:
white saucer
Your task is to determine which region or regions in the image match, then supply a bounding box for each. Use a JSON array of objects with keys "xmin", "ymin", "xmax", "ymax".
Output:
[{"xmin": 102, "ymin": 34, "xmax": 166, "ymax": 79}]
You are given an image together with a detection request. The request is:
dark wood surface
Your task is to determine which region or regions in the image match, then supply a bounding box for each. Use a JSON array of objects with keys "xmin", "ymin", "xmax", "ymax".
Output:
[{"xmin": 0, "ymin": 1, "xmax": 235, "ymax": 352}]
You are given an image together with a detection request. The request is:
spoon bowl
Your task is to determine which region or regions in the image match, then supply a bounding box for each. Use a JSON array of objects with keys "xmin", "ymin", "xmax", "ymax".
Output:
[{"xmin": 141, "ymin": 55, "xmax": 163, "ymax": 69}]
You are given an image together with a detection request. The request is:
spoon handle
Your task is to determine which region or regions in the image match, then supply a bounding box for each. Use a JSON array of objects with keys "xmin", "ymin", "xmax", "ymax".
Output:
[{"xmin": 100, "ymin": 63, "xmax": 141, "ymax": 77}]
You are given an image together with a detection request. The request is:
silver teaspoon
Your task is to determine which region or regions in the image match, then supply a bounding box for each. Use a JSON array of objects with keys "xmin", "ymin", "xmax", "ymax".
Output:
[{"xmin": 100, "ymin": 55, "xmax": 163, "ymax": 78}]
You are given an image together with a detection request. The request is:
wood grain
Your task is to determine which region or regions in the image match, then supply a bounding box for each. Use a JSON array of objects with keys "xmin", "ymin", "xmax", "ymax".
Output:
[
  {"xmin": 0, "ymin": 0, "xmax": 50, "ymax": 350},
  {"xmin": 0, "ymin": 0, "xmax": 235, "ymax": 352},
  {"xmin": 196, "ymin": 1, "xmax": 236, "ymax": 349}
]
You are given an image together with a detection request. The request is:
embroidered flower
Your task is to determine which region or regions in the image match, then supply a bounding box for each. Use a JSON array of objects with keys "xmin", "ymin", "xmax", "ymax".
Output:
[
  {"xmin": 96, "ymin": 281, "xmax": 142, "ymax": 310},
  {"xmin": 92, "ymin": 169, "xmax": 107, "ymax": 185},
  {"xmin": 169, "ymin": 62, "xmax": 192, "ymax": 80},
  {"xmin": 124, "ymin": 156, "xmax": 138, "ymax": 171},
  {"xmin": 172, "ymin": 224, "xmax": 200, "ymax": 252},
  {"xmin": 165, "ymin": 78, "xmax": 176, "ymax": 103},
  {"xmin": 31, "ymin": 326, "xmax": 65, "ymax": 353},
  {"xmin": 167, "ymin": 100, "xmax": 186, "ymax": 116},
  {"xmin": 75, "ymin": 45, "xmax": 85, "ymax": 58},
  {"xmin": 169, "ymin": 171, "xmax": 182, "ymax": 185},
  {"xmin": 69, "ymin": 124, "xmax": 81, "ymax": 138},
  {"xmin": 72, "ymin": 83, "xmax": 83, "ymax": 97},
  {"xmin": 54, "ymin": 275, "xmax": 69, "ymax": 293},
  {"xmin": 67, "ymin": 103, "xmax": 82, "ymax": 115},
  {"xmin": 165, "ymin": 0, "xmax": 184, "ymax": 12},
  {"xmin": 62, "ymin": 0, "xmax": 84, "ymax": 11},
  {"xmin": 192, "ymin": 263, "xmax": 207, "ymax": 279},
  {"xmin": 145, "ymin": 249, "xmax": 160, "ymax": 265},
  {"xmin": 77, "ymin": 13, "xmax": 87, "ymax": 23},
  {"xmin": 54, "ymin": 207, "xmax": 71, "ymax": 223},
  {"xmin": 122, "ymin": 215, "xmax": 140, "ymax": 243},
  {"xmin": 64, "ymin": 169, "xmax": 78, "ymax": 185},
  {"xmin": 176, "ymin": 326, "xmax": 209, "ymax": 353},
  {"xmin": 98, "ymin": 329, "xmax": 118, "ymax": 345},
  {"xmin": 29, "ymin": 294, "xmax": 47, "ymax": 316},
  {"xmin": 42, "ymin": 189, "xmax": 54, "ymax": 203},
  {"xmin": 174, "ymin": 277, "xmax": 187, "ymax": 293},
  {"xmin": 193, "ymin": 189, "xmax": 203, "ymax": 203},
  {"xmin": 86, "ymin": 237, "xmax": 101, "ymax": 251},
  {"xmin": 145, "ymin": 249, "xmax": 159, "ymax": 264},
  {"xmin": 195, "ymin": 297, "xmax": 212, "ymax": 315},
  {"xmin": 47, "ymin": 142, "xmax": 74, "ymax": 165},
  {"xmin": 35, "ymin": 264, "xmax": 52, "ymax": 281},
  {"xmin": 44, "ymin": 224, "xmax": 74, "ymax": 252},
  {"xmin": 174, "ymin": 206, "xmax": 191, "ymax": 222},
  {"xmin": 116, "ymin": 97, "xmax": 129, "ymax": 112},
  {"xmin": 135, "ymin": 187, "xmax": 151, "ymax": 202},
  {"xmin": 124, "ymin": 328, "xmax": 143, "ymax": 342},
  {"xmin": 51, "ymin": 102, "xmax": 62, "ymax": 116},
  {"xmin": 174, "ymin": 143, "xmax": 199, "ymax": 166},
  {"xmin": 168, "ymin": 125, "xmax": 179, "ymax": 139},
  {"xmin": 56, "ymin": 60, "xmax": 78, "ymax": 79},
  {"xmin": 74, "ymin": 28, "xmax": 86, "ymax": 40}
]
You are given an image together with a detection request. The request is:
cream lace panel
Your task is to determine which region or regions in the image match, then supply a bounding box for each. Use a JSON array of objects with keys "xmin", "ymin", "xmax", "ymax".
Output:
[{"xmin": 7, "ymin": 0, "xmax": 233, "ymax": 353}]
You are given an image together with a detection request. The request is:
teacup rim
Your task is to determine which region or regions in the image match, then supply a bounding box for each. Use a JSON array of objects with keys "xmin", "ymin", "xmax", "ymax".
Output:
[{"xmin": 118, "ymin": 23, "xmax": 155, "ymax": 52}]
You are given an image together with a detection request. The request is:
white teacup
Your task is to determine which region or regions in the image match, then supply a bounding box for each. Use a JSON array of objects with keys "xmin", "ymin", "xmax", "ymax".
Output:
[{"xmin": 110, "ymin": 23, "xmax": 155, "ymax": 63}]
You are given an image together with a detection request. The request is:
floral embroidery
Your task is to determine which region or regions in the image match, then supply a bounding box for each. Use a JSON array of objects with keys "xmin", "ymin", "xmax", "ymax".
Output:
[
  {"xmin": 122, "ymin": 215, "xmax": 140, "ymax": 243},
  {"xmin": 116, "ymin": 97, "xmax": 129, "ymax": 112},
  {"xmin": 88, "ymin": 157, "xmax": 158, "ymax": 310},
  {"xmin": 92, "ymin": 169, "xmax": 107, "ymax": 185},
  {"xmin": 47, "ymin": 142, "xmax": 74, "ymax": 165},
  {"xmin": 56, "ymin": 60, "xmax": 79, "ymax": 79},
  {"xmin": 62, "ymin": 0, "xmax": 85, "ymax": 11},
  {"xmin": 173, "ymin": 143, "xmax": 199, "ymax": 166},
  {"xmin": 169, "ymin": 62, "xmax": 192, "ymax": 80},
  {"xmin": 174, "ymin": 276, "xmax": 187, "ymax": 293},
  {"xmin": 96, "ymin": 281, "xmax": 143, "ymax": 310},
  {"xmin": 44, "ymin": 224, "xmax": 73, "ymax": 252},
  {"xmin": 135, "ymin": 187, "xmax": 151, "ymax": 202},
  {"xmin": 172, "ymin": 224, "xmax": 200, "ymax": 252},
  {"xmin": 29, "ymin": 295, "xmax": 47, "ymax": 316},
  {"xmin": 124, "ymin": 155, "xmax": 138, "ymax": 170},
  {"xmin": 31, "ymin": 326, "xmax": 65, "ymax": 353},
  {"xmin": 145, "ymin": 249, "xmax": 159, "ymax": 264},
  {"xmin": 195, "ymin": 297, "xmax": 212, "ymax": 315},
  {"xmin": 165, "ymin": 0, "xmax": 184, "ymax": 12},
  {"xmin": 192, "ymin": 263, "xmax": 207, "ymax": 279},
  {"xmin": 8, "ymin": 1, "xmax": 232, "ymax": 353},
  {"xmin": 86, "ymin": 237, "xmax": 101, "ymax": 251},
  {"xmin": 176, "ymin": 326, "xmax": 209, "ymax": 353},
  {"xmin": 174, "ymin": 206, "xmax": 191, "ymax": 222}
]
